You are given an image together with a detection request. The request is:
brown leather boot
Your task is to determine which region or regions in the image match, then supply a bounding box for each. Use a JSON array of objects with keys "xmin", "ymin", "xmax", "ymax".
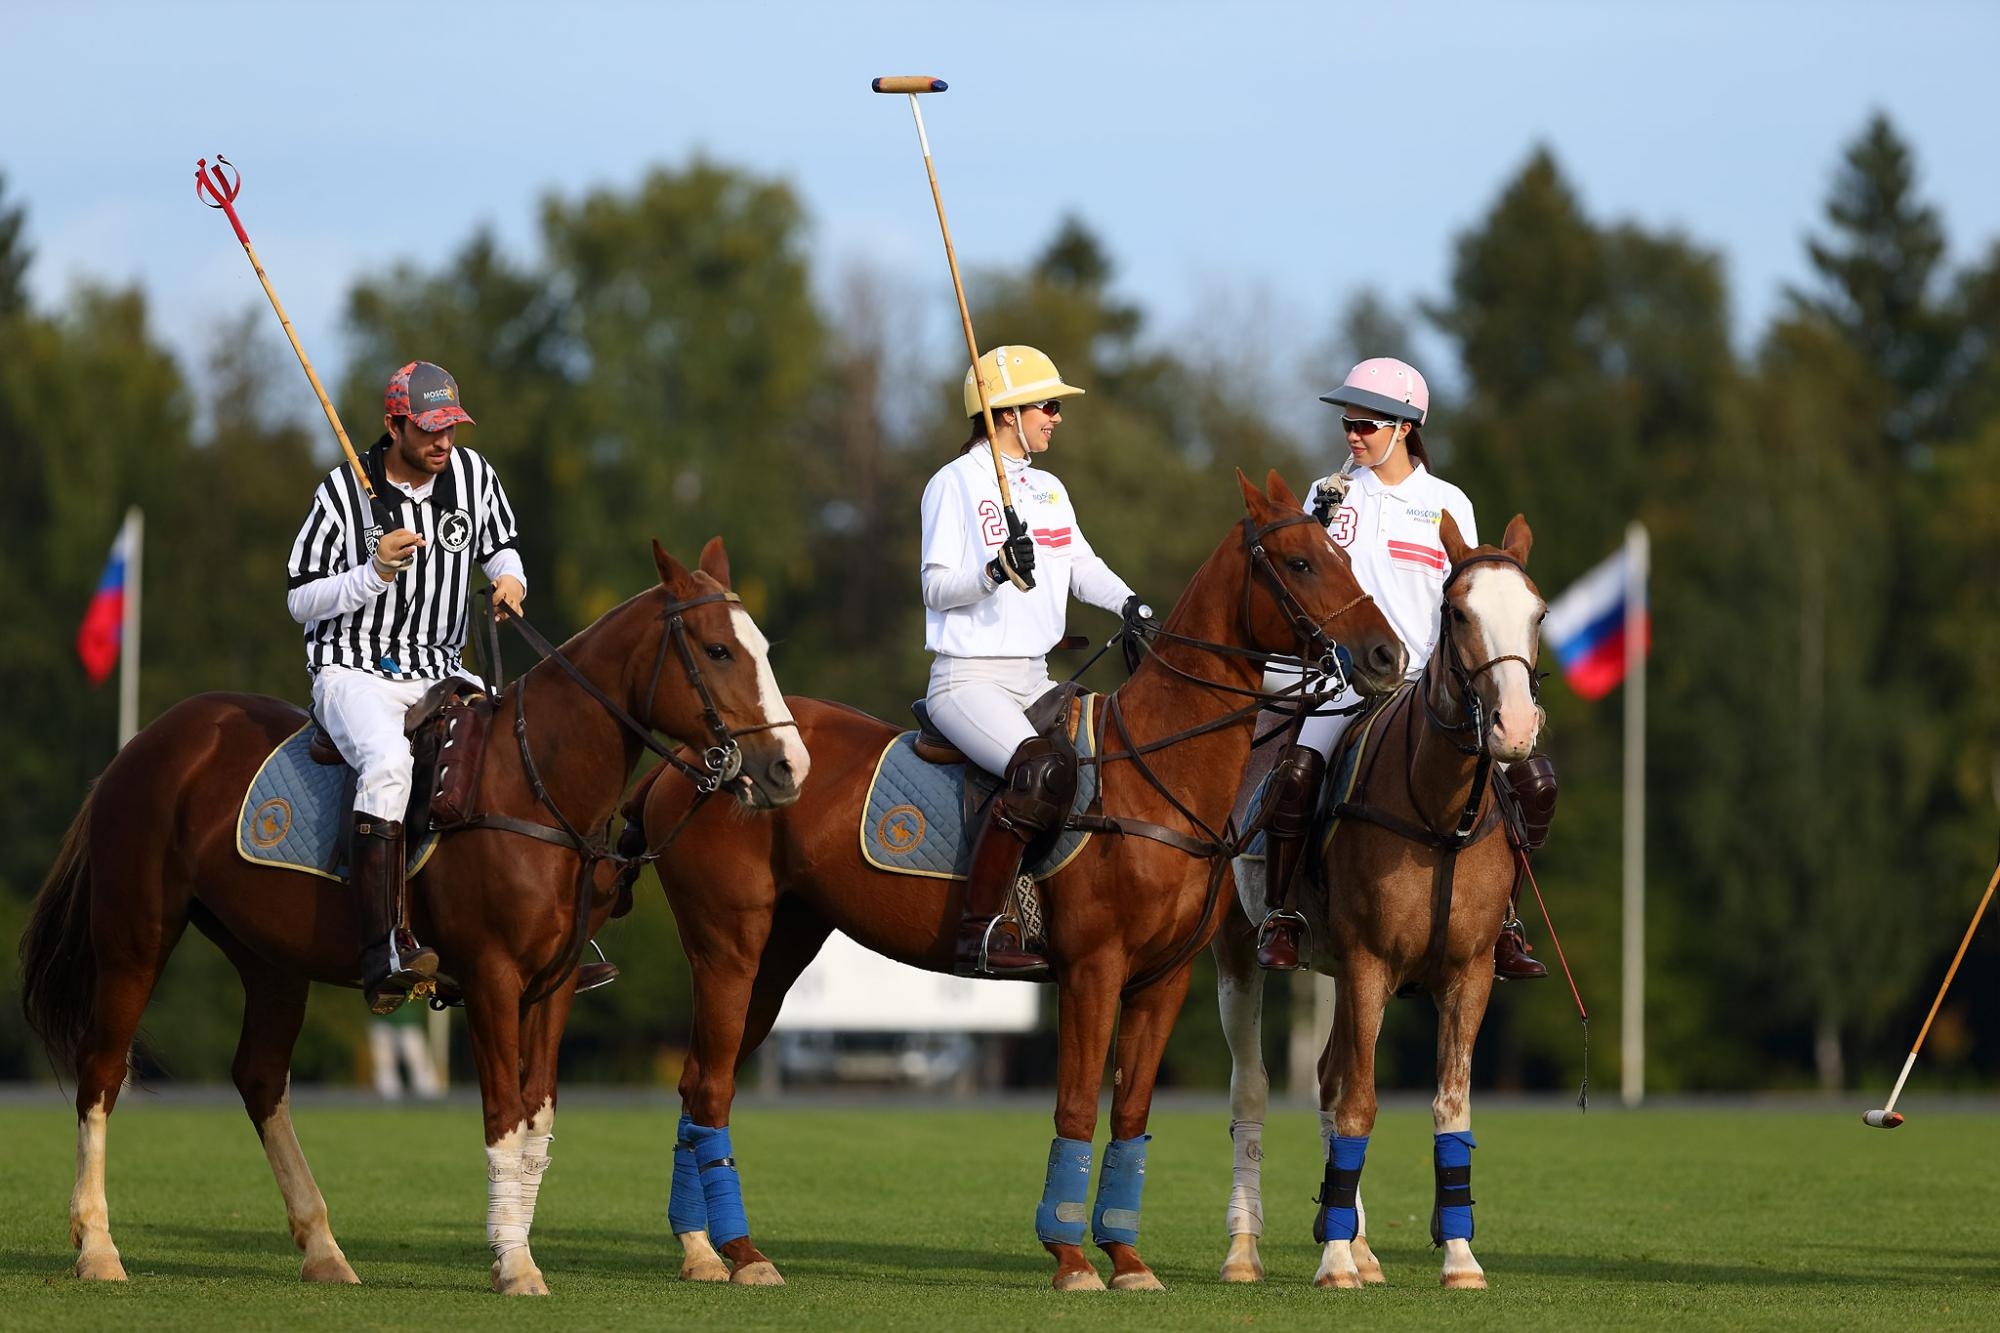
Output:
[
  {"xmin": 1255, "ymin": 744, "xmax": 1325, "ymax": 970},
  {"xmin": 1493, "ymin": 870, "xmax": 1547, "ymax": 981},
  {"xmin": 354, "ymin": 815, "xmax": 439, "ymax": 1014},
  {"xmin": 954, "ymin": 737, "xmax": 1074, "ymax": 980}
]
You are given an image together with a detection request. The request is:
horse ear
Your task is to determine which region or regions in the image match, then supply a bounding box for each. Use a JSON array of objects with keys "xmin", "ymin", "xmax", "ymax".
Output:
[
  {"xmin": 1501, "ymin": 514, "xmax": 1533, "ymax": 566},
  {"xmin": 1236, "ymin": 468, "xmax": 1269, "ymax": 516},
  {"xmin": 1438, "ymin": 511, "xmax": 1471, "ymax": 567},
  {"xmin": 1264, "ymin": 469, "xmax": 1302, "ymax": 509},
  {"xmin": 653, "ymin": 539, "xmax": 690, "ymax": 587},
  {"xmin": 698, "ymin": 536, "xmax": 732, "ymax": 589}
]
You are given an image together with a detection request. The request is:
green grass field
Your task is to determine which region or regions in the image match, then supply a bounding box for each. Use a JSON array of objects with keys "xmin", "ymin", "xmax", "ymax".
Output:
[{"xmin": 0, "ymin": 1095, "xmax": 1994, "ymax": 1329}]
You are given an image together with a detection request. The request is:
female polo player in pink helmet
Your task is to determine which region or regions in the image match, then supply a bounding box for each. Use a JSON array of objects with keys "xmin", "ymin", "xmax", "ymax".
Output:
[{"xmin": 1252, "ymin": 357, "xmax": 1556, "ymax": 979}]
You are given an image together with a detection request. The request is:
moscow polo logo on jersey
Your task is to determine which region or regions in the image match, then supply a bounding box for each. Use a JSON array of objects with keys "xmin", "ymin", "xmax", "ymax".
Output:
[{"xmin": 436, "ymin": 509, "xmax": 473, "ymax": 554}]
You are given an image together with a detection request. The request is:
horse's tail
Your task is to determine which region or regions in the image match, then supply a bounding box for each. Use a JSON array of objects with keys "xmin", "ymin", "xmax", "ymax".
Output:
[{"xmin": 19, "ymin": 785, "xmax": 99, "ymax": 1077}]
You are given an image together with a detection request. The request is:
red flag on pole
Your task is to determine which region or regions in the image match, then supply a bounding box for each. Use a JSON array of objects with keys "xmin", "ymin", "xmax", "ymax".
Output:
[{"xmin": 76, "ymin": 525, "xmax": 132, "ymax": 686}]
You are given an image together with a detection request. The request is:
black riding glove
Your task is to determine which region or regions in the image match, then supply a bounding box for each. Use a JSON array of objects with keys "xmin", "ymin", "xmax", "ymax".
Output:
[
  {"xmin": 986, "ymin": 531, "xmax": 1037, "ymax": 588},
  {"xmin": 1120, "ymin": 595, "xmax": 1156, "ymax": 675}
]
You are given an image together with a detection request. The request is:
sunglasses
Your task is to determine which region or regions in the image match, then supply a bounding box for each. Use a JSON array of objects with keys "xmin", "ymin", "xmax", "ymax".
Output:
[
  {"xmin": 1340, "ymin": 416, "xmax": 1400, "ymax": 437},
  {"xmin": 1022, "ymin": 399, "xmax": 1066, "ymax": 416}
]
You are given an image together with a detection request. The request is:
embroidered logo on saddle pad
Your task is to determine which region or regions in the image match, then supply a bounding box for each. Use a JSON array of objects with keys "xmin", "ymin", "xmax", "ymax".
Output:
[
  {"xmin": 236, "ymin": 725, "xmax": 439, "ymax": 881},
  {"xmin": 860, "ymin": 695, "xmax": 1101, "ymax": 880}
]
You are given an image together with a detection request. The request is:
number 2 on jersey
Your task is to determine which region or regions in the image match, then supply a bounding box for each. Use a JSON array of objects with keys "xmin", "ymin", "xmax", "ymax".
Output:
[{"xmin": 977, "ymin": 499, "xmax": 1006, "ymax": 548}]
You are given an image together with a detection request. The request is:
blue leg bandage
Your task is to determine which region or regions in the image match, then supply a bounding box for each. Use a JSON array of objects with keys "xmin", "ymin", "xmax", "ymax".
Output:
[
  {"xmin": 1035, "ymin": 1137, "xmax": 1094, "ymax": 1246},
  {"xmin": 1431, "ymin": 1131, "xmax": 1476, "ymax": 1244},
  {"xmin": 1091, "ymin": 1135, "xmax": 1150, "ymax": 1247},
  {"xmin": 685, "ymin": 1122, "xmax": 749, "ymax": 1246},
  {"xmin": 1314, "ymin": 1134, "xmax": 1369, "ymax": 1243},
  {"xmin": 668, "ymin": 1111, "xmax": 708, "ymax": 1235}
]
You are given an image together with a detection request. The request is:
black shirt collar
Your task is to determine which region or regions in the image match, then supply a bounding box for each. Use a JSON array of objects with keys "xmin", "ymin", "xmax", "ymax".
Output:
[{"xmin": 366, "ymin": 434, "xmax": 459, "ymax": 512}]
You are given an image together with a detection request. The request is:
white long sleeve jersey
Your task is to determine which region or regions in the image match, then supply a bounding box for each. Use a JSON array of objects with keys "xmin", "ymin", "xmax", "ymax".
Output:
[
  {"xmin": 919, "ymin": 447, "xmax": 1135, "ymax": 657},
  {"xmin": 1315, "ymin": 461, "xmax": 1478, "ymax": 670}
]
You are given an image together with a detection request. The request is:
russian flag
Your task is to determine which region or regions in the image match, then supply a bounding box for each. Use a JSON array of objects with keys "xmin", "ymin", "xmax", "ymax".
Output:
[
  {"xmin": 1543, "ymin": 543, "xmax": 1649, "ymax": 702},
  {"xmin": 76, "ymin": 525, "xmax": 132, "ymax": 686}
]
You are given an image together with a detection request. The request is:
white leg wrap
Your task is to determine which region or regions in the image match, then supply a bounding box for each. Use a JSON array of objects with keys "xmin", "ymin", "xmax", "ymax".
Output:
[
  {"xmin": 486, "ymin": 1147, "xmax": 529, "ymax": 1258},
  {"xmin": 1225, "ymin": 1119, "xmax": 1264, "ymax": 1237},
  {"xmin": 518, "ymin": 1134, "xmax": 553, "ymax": 1236},
  {"xmin": 1318, "ymin": 1109, "xmax": 1339, "ymax": 1150}
]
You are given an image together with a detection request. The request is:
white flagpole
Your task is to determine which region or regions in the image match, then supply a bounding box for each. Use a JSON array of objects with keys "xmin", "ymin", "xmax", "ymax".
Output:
[
  {"xmin": 1620, "ymin": 521, "xmax": 1649, "ymax": 1107},
  {"xmin": 118, "ymin": 506, "xmax": 144, "ymax": 748}
]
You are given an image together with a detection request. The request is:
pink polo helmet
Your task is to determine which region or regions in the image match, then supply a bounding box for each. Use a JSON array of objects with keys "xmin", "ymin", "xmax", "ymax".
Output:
[{"xmin": 1319, "ymin": 357, "xmax": 1429, "ymax": 426}]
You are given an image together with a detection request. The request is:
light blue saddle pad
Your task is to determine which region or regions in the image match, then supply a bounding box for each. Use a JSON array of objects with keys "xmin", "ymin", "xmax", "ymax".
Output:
[
  {"xmin": 236, "ymin": 724, "xmax": 440, "ymax": 881},
  {"xmin": 860, "ymin": 694, "xmax": 1101, "ymax": 880},
  {"xmin": 1237, "ymin": 690, "xmax": 1397, "ymax": 860}
]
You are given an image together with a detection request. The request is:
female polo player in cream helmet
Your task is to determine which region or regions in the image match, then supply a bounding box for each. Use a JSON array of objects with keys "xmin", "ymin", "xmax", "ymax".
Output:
[
  {"xmin": 1251, "ymin": 358, "xmax": 1559, "ymax": 981},
  {"xmin": 919, "ymin": 345, "xmax": 1148, "ymax": 978}
]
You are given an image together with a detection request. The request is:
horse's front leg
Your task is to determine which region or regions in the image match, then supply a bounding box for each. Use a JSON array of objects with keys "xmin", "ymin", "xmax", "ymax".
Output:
[
  {"xmin": 1433, "ymin": 965, "xmax": 1495, "ymax": 1290},
  {"xmin": 511, "ymin": 975, "xmax": 578, "ymax": 1285},
  {"xmin": 1089, "ymin": 957, "xmax": 1199, "ymax": 1292},
  {"xmin": 463, "ymin": 970, "xmax": 546, "ymax": 1295},
  {"xmin": 1212, "ymin": 899, "xmax": 1271, "ymax": 1284},
  {"xmin": 1041, "ymin": 956, "xmax": 1123, "ymax": 1292},
  {"xmin": 1314, "ymin": 954, "xmax": 1391, "ymax": 1290}
]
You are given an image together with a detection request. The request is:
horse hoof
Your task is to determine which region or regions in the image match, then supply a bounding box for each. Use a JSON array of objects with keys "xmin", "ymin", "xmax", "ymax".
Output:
[
  {"xmin": 1313, "ymin": 1266, "xmax": 1364, "ymax": 1289},
  {"xmin": 490, "ymin": 1259, "xmax": 550, "ymax": 1295},
  {"xmin": 1053, "ymin": 1268, "xmax": 1107, "ymax": 1292},
  {"xmin": 680, "ymin": 1257, "xmax": 730, "ymax": 1282},
  {"xmin": 72, "ymin": 1250, "xmax": 127, "ymax": 1282},
  {"xmin": 1441, "ymin": 1269, "xmax": 1487, "ymax": 1290},
  {"xmin": 301, "ymin": 1253, "xmax": 361, "ymax": 1284},
  {"xmin": 730, "ymin": 1260, "xmax": 785, "ymax": 1286},
  {"xmin": 1352, "ymin": 1236, "xmax": 1387, "ymax": 1285},
  {"xmin": 1219, "ymin": 1258, "xmax": 1263, "ymax": 1283},
  {"xmin": 1110, "ymin": 1270, "xmax": 1165, "ymax": 1291}
]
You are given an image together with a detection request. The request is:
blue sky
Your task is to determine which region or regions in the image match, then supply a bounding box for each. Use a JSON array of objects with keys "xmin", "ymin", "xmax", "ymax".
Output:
[{"xmin": 7, "ymin": 0, "xmax": 1998, "ymax": 416}]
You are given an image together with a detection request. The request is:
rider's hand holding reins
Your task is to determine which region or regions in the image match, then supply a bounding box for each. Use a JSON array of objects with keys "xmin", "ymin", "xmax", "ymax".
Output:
[
  {"xmin": 1120, "ymin": 595, "xmax": 1156, "ymax": 675},
  {"xmin": 491, "ymin": 574, "xmax": 526, "ymax": 622},
  {"xmin": 987, "ymin": 528, "xmax": 1037, "ymax": 588},
  {"xmin": 372, "ymin": 528, "xmax": 423, "ymax": 580}
]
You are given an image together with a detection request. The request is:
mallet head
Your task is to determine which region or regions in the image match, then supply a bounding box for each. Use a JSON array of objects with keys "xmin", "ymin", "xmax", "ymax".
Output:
[
  {"xmin": 871, "ymin": 76, "xmax": 947, "ymax": 94},
  {"xmin": 1862, "ymin": 1109, "xmax": 1904, "ymax": 1129}
]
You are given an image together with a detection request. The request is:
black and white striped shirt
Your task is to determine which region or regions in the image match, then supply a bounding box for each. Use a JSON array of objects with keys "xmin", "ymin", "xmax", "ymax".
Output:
[{"xmin": 285, "ymin": 436, "xmax": 523, "ymax": 680}]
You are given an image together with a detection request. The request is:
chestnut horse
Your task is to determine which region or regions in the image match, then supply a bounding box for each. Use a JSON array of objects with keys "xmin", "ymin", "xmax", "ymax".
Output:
[
  {"xmin": 18, "ymin": 539, "xmax": 809, "ymax": 1296},
  {"xmin": 1214, "ymin": 514, "xmax": 1543, "ymax": 1290},
  {"xmin": 628, "ymin": 472, "xmax": 1407, "ymax": 1291}
]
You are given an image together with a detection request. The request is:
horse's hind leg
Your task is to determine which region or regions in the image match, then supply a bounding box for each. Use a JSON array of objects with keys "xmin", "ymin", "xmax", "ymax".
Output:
[
  {"xmin": 1314, "ymin": 955, "xmax": 1391, "ymax": 1290},
  {"xmin": 1433, "ymin": 964, "xmax": 1495, "ymax": 1290},
  {"xmin": 1213, "ymin": 906, "xmax": 1269, "ymax": 1284},
  {"xmin": 70, "ymin": 866, "xmax": 191, "ymax": 1280},
  {"xmin": 211, "ymin": 922, "xmax": 359, "ymax": 1284}
]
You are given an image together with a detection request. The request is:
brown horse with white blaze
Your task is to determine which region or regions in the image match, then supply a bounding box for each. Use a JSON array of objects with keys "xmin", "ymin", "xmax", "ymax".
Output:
[
  {"xmin": 18, "ymin": 539, "xmax": 808, "ymax": 1295},
  {"xmin": 629, "ymin": 472, "xmax": 1407, "ymax": 1291},
  {"xmin": 1214, "ymin": 513, "xmax": 1544, "ymax": 1290}
]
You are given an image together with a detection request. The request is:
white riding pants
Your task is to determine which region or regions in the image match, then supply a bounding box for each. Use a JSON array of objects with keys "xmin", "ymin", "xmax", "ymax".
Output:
[
  {"xmin": 1261, "ymin": 663, "xmax": 1363, "ymax": 760},
  {"xmin": 312, "ymin": 665, "xmax": 434, "ymax": 820},
  {"xmin": 925, "ymin": 654, "xmax": 1058, "ymax": 778}
]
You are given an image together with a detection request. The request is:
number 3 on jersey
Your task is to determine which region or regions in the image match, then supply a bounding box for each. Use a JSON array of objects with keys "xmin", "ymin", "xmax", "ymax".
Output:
[
  {"xmin": 1327, "ymin": 506, "xmax": 1358, "ymax": 547},
  {"xmin": 977, "ymin": 499, "xmax": 1006, "ymax": 548}
]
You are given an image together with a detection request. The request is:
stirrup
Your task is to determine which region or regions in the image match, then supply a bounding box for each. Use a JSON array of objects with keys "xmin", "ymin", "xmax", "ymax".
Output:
[
  {"xmin": 974, "ymin": 914, "xmax": 1051, "ymax": 980},
  {"xmin": 1255, "ymin": 909, "xmax": 1310, "ymax": 971},
  {"xmin": 575, "ymin": 939, "xmax": 620, "ymax": 994}
]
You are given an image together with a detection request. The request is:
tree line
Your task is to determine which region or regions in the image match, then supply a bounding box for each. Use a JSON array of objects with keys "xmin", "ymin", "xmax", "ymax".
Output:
[{"xmin": 2, "ymin": 113, "xmax": 1997, "ymax": 1092}]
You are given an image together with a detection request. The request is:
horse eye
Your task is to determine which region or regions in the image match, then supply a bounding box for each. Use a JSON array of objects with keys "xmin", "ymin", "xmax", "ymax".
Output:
[
  {"xmin": 705, "ymin": 644, "xmax": 732, "ymax": 662},
  {"xmin": 1451, "ymin": 607, "xmax": 1468, "ymax": 625},
  {"xmin": 1286, "ymin": 557, "xmax": 1311, "ymax": 573}
]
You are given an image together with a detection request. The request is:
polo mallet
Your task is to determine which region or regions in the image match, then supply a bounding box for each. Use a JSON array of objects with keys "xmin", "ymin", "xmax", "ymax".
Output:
[
  {"xmin": 1863, "ymin": 858, "xmax": 2000, "ymax": 1128},
  {"xmin": 194, "ymin": 155, "xmax": 402, "ymax": 562},
  {"xmin": 871, "ymin": 76, "xmax": 1032, "ymax": 592}
]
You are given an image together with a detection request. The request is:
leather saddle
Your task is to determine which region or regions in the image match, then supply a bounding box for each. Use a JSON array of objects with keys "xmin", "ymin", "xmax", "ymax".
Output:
[
  {"xmin": 307, "ymin": 677, "xmax": 496, "ymax": 834},
  {"xmin": 908, "ymin": 681, "xmax": 1087, "ymax": 828}
]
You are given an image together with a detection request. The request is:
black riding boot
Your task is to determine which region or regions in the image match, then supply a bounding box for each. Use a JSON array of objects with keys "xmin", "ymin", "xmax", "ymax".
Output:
[
  {"xmin": 1255, "ymin": 744, "xmax": 1326, "ymax": 971},
  {"xmin": 1494, "ymin": 755, "xmax": 1557, "ymax": 981},
  {"xmin": 355, "ymin": 815, "xmax": 439, "ymax": 1014},
  {"xmin": 954, "ymin": 737, "xmax": 1076, "ymax": 980}
]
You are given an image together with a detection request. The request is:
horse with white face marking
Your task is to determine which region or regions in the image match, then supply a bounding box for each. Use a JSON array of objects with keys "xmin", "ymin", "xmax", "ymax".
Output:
[{"xmin": 1216, "ymin": 513, "xmax": 1545, "ymax": 1290}]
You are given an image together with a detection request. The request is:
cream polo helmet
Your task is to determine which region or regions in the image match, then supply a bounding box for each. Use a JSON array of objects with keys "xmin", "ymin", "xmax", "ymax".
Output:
[{"xmin": 963, "ymin": 345, "xmax": 1087, "ymax": 418}]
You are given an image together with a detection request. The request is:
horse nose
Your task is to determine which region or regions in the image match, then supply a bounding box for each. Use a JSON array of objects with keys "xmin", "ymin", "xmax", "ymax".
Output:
[
  {"xmin": 770, "ymin": 756, "xmax": 798, "ymax": 792},
  {"xmin": 1367, "ymin": 640, "xmax": 1404, "ymax": 680}
]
